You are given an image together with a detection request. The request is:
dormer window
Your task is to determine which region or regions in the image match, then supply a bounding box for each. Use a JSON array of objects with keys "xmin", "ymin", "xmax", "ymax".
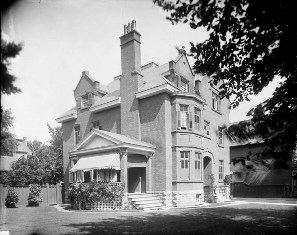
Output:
[
  {"xmin": 81, "ymin": 94, "xmax": 89, "ymax": 108},
  {"xmin": 77, "ymin": 93, "xmax": 94, "ymax": 109}
]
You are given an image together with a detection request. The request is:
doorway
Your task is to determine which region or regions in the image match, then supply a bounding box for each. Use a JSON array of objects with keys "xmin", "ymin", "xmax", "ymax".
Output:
[{"xmin": 128, "ymin": 167, "xmax": 146, "ymax": 193}]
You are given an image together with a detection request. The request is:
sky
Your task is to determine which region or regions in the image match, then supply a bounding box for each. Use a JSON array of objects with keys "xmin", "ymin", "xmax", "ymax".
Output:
[{"xmin": 1, "ymin": 0, "xmax": 280, "ymax": 143}]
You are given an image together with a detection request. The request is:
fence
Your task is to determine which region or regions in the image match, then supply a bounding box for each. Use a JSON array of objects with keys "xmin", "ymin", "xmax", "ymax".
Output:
[
  {"xmin": 231, "ymin": 182, "xmax": 292, "ymax": 198},
  {"xmin": 0, "ymin": 183, "xmax": 62, "ymax": 207}
]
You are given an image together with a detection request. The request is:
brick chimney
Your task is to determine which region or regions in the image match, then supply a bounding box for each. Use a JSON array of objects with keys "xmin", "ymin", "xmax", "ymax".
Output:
[{"xmin": 120, "ymin": 20, "xmax": 142, "ymax": 140}]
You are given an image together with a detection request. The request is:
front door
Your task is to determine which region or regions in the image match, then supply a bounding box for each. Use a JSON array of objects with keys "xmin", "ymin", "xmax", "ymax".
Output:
[{"xmin": 128, "ymin": 167, "xmax": 146, "ymax": 193}]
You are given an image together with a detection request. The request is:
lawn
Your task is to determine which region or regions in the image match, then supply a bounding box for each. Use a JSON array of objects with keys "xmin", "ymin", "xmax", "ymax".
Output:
[{"xmin": 1, "ymin": 202, "xmax": 296, "ymax": 235}]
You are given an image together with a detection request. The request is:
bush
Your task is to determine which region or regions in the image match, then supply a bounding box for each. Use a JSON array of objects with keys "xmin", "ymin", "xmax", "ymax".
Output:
[
  {"xmin": 69, "ymin": 182, "xmax": 125, "ymax": 210},
  {"xmin": 28, "ymin": 184, "xmax": 42, "ymax": 206},
  {"xmin": 5, "ymin": 187, "xmax": 19, "ymax": 208}
]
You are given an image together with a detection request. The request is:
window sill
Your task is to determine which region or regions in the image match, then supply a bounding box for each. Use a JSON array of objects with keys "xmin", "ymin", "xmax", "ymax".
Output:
[
  {"xmin": 212, "ymin": 108, "xmax": 222, "ymax": 115},
  {"xmin": 172, "ymin": 129, "xmax": 211, "ymax": 139}
]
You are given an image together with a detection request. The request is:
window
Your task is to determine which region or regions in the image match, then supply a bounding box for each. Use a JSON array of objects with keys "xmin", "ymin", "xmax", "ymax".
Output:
[
  {"xmin": 218, "ymin": 127, "xmax": 223, "ymax": 145},
  {"xmin": 195, "ymin": 152, "xmax": 202, "ymax": 180},
  {"xmin": 219, "ymin": 160, "xmax": 224, "ymax": 180},
  {"xmin": 90, "ymin": 120, "xmax": 102, "ymax": 131},
  {"xmin": 74, "ymin": 125, "xmax": 81, "ymax": 144},
  {"xmin": 180, "ymin": 105, "xmax": 189, "ymax": 129},
  {"xmin": 212, "ymin": 92, "xmax": 221, "ymax": 112},
  {"xmin": 204, "ymin": 121, "xmax": 210, "ymax": 136},
  {"xmin": 180, "ymin": 79, "xmax": 189, "ymax": 92},
  {"xmin": 194, "ymin": 80, "xmax": 201, "ymax": 95},
  {"xmin": 194, "ymin": 107, "xmax": 201, "ymax": 130},
  {"xmin": 81, "ymin": 94, "xmax": 89, "ymax": 108},
  {"xmin": 81, "ymin": 93, "xmax": 94, "ymax": 109},
  {"xmin": 180, "ymin": 151, "xmax": 190, "ymax": 180}
]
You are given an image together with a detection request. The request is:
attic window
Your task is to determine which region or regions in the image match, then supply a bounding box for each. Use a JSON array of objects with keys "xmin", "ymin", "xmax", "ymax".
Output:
[{"xmin": 80, "ymin": 93, "xmax": 94, "ymax": 109}]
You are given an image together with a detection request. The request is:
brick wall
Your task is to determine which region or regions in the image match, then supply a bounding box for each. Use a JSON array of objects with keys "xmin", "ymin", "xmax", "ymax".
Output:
[{"xmin": 139, "ymin": 93, "xmax": 172, "ymax": 191}]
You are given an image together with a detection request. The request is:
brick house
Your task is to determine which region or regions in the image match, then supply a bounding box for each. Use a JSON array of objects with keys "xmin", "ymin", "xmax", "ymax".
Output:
[{"xmin": 56, "ymin": 21, "xmax": 230, "ymax": 207}]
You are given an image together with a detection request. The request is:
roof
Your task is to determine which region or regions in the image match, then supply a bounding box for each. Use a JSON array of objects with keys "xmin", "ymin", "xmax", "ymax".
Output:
[
  {"xmin": 57, "ymin": 54, "xmax": 190, "ymax": 120},
  {"xmin": 16, "ymin": 139, "xmax": 32, "ymax": 155},
  {"xmin": 71, "ymin": 128, "xmax": 156, "ymax": 155},
  {"xmin": 94, "ymin": 129, "xmax": 156, "ymax": 149}
]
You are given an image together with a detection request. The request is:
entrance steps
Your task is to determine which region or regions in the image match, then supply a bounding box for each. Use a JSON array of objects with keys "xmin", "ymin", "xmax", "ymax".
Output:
[{"xmin": 128, "ymin": 193, "xmax": 164, "ymax": 211}]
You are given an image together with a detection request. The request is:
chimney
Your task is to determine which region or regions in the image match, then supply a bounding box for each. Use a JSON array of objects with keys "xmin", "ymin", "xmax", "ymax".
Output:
[
  {"xmin": 119, "ymin": 20, "xmax": 142, "ymax": 140},
  {"xmin": 120, "ymin": 19, "xmax": 141, "ymax": 77}
]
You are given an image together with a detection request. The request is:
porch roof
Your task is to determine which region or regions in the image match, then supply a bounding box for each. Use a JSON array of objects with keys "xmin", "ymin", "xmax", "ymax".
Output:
[
  {"xmin": 70, "ymin": 153, "xmax": 120, "ymax": 172},
  {"xmin": 70, "ymin": 129, "xmax": 156, "ymax": 156}
]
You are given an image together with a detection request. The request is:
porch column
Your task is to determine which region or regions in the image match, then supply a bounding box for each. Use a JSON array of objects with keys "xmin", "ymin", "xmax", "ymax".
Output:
[
  {"xmin": 120, "ymin": 150, "xmax": 128, "ymax": 208},
  {"xmin": 146, "ymin": 154, "xmax": 152, "ymax": 192}
]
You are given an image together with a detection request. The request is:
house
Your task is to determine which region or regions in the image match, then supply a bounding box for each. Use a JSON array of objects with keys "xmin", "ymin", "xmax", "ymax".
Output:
[
  {"xmin": 0, "ymin": 137, "xmax": 32, "ymax": 172},
  {"xmin": 56, "ymin": 21, "xmax": 230, "ymax": 207},
  {"xmin": 229, "ymin": 122, "xmax": 294, "ymax": 197}
]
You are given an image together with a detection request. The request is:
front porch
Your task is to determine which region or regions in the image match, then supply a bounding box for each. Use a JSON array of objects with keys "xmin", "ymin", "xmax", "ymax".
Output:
[{"xmin": 68, "ymin": 129, "xmax": 156, "ymax": 208}]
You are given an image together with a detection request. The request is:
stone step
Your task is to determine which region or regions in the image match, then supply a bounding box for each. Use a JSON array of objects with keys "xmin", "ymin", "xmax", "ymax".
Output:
[
  {"xmin": 137, "ymin": 202, "xmax": 163, "ymax": 209},
  {"xmin": 130, "ymin": 197, "xmax": 159, "ymax": 202},
  {"xmin": 128, "ymin": 194, "xmax": 154, "ymax": 199},
  {"xmin": 128, "ymin": 193, "xmax": 164, "ymax": 211},
  {"xmin": 134, "ymin": 199, "xmax": 162, "ymax": 206}
]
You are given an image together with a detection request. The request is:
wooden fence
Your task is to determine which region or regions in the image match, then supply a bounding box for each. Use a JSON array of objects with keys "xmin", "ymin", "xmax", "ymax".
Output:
[
  {"xmin": 0, "ymin": 183, "xmax": 62, "ymax": 207},
  {"xmin": 231, "ymin": 182, "xmax": 292, "ymax": 198}
]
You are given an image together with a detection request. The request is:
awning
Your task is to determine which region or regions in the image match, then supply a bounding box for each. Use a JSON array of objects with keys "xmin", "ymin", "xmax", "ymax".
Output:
[{"xmin": 70, "ymin": 153, "xmax": 120, "ymax": 172}]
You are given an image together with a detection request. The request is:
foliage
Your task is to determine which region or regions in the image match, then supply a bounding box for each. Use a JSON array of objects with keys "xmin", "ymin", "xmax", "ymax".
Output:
[
  {"xmin": 69, "ymin": 182, "xmax": 125, "ymax": 210},
  {"xmin": 0, "ymin": 125, "xmax": 63, "ymax": 185},
  {"xmin": 5, "ymin": 186, "xmax": 19, "ymax": 208},
  {"xmin": 154, "ymin": 0, "xmax": 297, "ymax": 165},
  {"xmin": 223, "ymin": 174, "xmax": 232, "ymax": 186},
  {"xmin": 1, "ymin": 39, "xmax": 22, "ymax": 95},
  {"xmin": 0, "ymin": 109, "xmax": 18, "ymax": 156},
  {"xmin": 27, "ymin": 184, "xmax": 42, "ymax": 206}
]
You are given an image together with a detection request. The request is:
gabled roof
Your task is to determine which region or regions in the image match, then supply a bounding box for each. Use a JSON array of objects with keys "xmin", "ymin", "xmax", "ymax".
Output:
[
  {"xmin": 70, "ymin": 129, "xmax": 156, "ymax": 156},
  {"xmin": 16, "ymin": 139, "xmax": 32, "ymax": 155}
]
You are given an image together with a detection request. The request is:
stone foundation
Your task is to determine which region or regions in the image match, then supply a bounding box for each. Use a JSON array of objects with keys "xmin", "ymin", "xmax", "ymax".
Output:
[{"xmin": 149, "ymin": 190, "xmax": 204, "ymax": 207}]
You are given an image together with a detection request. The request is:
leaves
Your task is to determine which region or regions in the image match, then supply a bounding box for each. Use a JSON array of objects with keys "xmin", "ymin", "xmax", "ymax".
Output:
[
  {"xmin": 155, "ymin": 0, "xmax": 297, "ymax": 166},
  {"xmin": 1, "ymin": 39, "xmax": 23, "ymax": 95}
]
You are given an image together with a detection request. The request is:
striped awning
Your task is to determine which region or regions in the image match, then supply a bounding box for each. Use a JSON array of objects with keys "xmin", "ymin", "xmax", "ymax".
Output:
[{"xmin": 70, "ymin": 153, "xmax": 120, "ymax": 172}]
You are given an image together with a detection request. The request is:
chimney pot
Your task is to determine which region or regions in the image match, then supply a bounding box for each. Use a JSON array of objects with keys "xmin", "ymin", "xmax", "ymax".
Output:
[
  {"xmin": 82, "ymin": 71, "xmax": 89, "ymax": 76},
  {"xmin": 127, "ymin": 22, "xmax": 131, "ymax": 33}
]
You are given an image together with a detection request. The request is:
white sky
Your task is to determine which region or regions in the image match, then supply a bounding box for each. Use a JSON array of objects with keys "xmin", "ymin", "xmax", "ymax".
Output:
[{"xmin": 1, "ymin": 0, "xmax": 280, "ymax": 143}]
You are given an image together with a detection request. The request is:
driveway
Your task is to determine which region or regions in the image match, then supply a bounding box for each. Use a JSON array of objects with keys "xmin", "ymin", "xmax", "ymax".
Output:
[{"xmin": 1, "ymin": 201, "xmax": 296, "ymax": 235}]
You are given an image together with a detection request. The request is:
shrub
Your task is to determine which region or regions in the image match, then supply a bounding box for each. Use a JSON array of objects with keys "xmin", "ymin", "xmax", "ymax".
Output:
[
  {"xmin": 5, "ymin": 187, "xmax": 19, "ymax": 208},
  {"xmin": 28, "ymin": 184, "xmax": 42, "ymax": 206},
  {"xmin": 69, "ymin": 182, "xmax": 125, "ymax": 210}
]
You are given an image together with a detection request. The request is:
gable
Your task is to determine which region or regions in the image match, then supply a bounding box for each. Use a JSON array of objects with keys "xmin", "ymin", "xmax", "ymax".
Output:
[
  {"xmin": 74, "ymin": 76, "xmax": 94, "ymax": 98},
  {"xmin": 78, "ymin": 135, "xmax": 116, "ymax": 150},
  {"xmin": 175, "ymin": 55, "xmax": 194, "ymax": 81}
]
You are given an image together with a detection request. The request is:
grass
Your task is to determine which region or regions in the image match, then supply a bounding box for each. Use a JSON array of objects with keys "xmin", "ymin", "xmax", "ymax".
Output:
[{"xmin": 1, "ymin": 202, "xmax": 296, "ymax": 235}]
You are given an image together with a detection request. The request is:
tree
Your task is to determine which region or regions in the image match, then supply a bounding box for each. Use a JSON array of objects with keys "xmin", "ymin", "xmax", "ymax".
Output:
[
  {"xmin": 154, "ymin": 0, "xmax": 297, "ymax": 165},
  {"xmin": 1, "ymin": 39, "xmax": 22, "ymax": 95},
  {"xmin": 0, "ymin": 109, "xmax": 18, "ymax": 156},
  {"xmin": 1, "ymin": 38, "xmax": 23, "ymax": 156},
  {"xmin": 0, "ymin": 125, "xmax": 64, "ymax": 186}
]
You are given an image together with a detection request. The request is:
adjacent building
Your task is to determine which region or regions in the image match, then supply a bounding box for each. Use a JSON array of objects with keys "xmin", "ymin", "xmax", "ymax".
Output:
[
  {"xmin": 56, "ymin": 21, "xmax": 230, "ymax": 206},
  {"xmin": 0, "ymin": 137, "xmax": 32, "ymax": 173}
]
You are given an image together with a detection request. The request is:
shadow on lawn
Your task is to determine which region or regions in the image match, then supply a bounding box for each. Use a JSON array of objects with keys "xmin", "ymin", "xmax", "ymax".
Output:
[{"xmin": 64, "ymin": 206, "xmax": 297, "ymax": 235}]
